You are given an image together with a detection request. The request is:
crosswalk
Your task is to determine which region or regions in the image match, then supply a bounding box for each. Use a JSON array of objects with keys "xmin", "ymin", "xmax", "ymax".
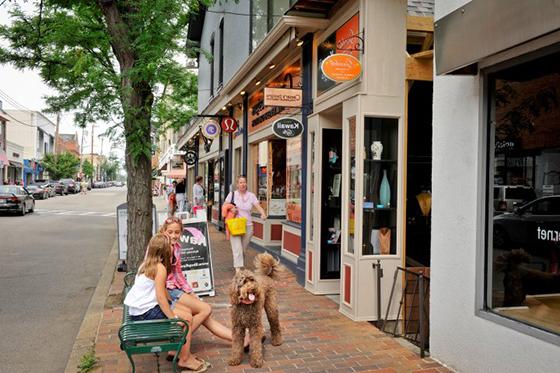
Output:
[{"xmin": 34, "ymin": 209, "xmax": 116, "ymax": 217}]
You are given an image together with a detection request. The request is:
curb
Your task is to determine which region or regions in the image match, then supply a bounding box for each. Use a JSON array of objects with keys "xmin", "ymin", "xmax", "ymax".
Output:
[{"xmin": 64, "ymin": 237, "xmax": 119, "ymax": 373}]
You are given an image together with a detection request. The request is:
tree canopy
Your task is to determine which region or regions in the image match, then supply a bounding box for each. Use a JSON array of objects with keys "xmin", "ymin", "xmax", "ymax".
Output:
[
  {"xmin": 41, "ymin": 152, "xmax": 80, "ymax": 180},
  {"xmin": 0, "ymin": 0, "xmax": 210, "ymax": 270},
  {"xmin": 82, "ymin": 159, "xmax": 94, "ymax": 179}
]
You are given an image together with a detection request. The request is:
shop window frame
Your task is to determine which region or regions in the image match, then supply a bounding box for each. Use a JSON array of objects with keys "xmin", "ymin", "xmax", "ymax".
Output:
[{"xmin": 477, "ymin": 43, "xmax": 560, "ymax": 347}]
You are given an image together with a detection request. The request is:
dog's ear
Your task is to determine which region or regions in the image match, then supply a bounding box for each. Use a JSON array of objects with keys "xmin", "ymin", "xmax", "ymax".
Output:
[{"xmin": 229, "ymin": 274, "xmax": 242, "ymax": 305}]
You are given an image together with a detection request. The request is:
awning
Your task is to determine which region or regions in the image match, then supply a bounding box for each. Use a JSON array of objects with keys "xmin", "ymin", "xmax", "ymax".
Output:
[
  {"xmin": 435, "ymin": 0, "xmax": 560, "ymax": 75},
  {"xmin": 9, "ymin": 160, "xmax": 23, "ymax": 168},
  {"xmin": 162, "ymin": 169, "xmax": 187, "ymax": 179}
]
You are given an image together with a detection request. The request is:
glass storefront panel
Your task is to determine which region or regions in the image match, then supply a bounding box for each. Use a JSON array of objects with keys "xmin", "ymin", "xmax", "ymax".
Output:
[
  {"xmin": 251, "ymin": 0, "xmax": 267, "ymax": 51},
  {"xmin": 286, "ymin": 137, "xmax": 302, "ymax": 223},
  {"xmin": 347, "ymin": 117, "xmax": 356, "ymax": 254},
  {"xmin": 362, "ymin": 117, "xmax": 398, "ymax": 256},
  {"xmin": 487, "ymin": 49, "xmax": 560, "ymax": 335}
]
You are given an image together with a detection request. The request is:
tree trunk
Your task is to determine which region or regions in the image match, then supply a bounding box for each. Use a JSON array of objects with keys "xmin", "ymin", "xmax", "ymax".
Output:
[{"xmin": 125, "ymin": 143, "xmax": 152, "ymax": 272}]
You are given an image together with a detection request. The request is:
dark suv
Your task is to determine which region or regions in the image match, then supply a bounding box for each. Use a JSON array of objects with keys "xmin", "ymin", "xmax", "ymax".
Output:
[{"xmin": 60, "ymin": 178, "xmax": 79, "ymax": 194}]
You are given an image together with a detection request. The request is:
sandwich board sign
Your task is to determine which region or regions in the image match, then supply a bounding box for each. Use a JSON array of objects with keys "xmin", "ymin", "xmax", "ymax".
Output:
[
  {"xmin": 179, "ymin": 220, "xmax": 216, "ymax": 297},
  {"xmin": 117, "ymin": 203, "xmax": 158, "ymax": 262}
]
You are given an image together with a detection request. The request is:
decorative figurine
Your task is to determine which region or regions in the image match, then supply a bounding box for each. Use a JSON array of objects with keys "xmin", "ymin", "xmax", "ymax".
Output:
[{"xmin": 371, "ymin": 141, "xmax": 383, "ymax": 160}]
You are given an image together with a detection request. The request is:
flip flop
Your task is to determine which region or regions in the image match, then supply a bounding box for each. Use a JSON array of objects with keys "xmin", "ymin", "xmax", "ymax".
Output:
[{"xmin": 178, "ymin": 359, "xmax": 208, "ymax": 373}]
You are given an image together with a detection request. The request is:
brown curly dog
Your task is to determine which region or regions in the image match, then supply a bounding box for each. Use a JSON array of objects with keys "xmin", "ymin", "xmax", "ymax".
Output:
[{"xmin": 228, "ymin": 253, "xmax": 283, "ymax": 368}]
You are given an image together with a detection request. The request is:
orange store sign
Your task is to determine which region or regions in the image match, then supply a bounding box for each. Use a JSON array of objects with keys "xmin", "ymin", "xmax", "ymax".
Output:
[{"xmin": 321, "ymin": 54, "xmax": 362, "ymax": 82}]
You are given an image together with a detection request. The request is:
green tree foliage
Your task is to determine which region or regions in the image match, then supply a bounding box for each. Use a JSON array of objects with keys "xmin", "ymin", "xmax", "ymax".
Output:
[
  {"xmin": 82, "ymin": 159, "xmax": 94, "ymax": 179},
  {"xmin": 101, "ymin": 157, "xmax": 119, "ymax": 181},
  {"xmin": 41, "ymin": 152, "xmax": 80, "ymax": 180},
  {"xmin": 0, "ymin": 0, "xmax": 210, "ymax": 270}
]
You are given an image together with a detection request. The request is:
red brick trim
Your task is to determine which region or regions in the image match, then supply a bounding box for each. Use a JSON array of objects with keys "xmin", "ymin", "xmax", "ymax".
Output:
[
  {"xmin": 308, "ymin": 251, "xmax": 313, "ymax": 282},
  {"xmin": 253, "ymin": 222, "xmax": 263, "ymax": 239},
  {"xmin": 344, "ymin": 265, "xmax": 351, "ymax": 305},
  {"xmin": 271, "ymin": 224, "xmax": 282, "ymax": 241},
  {"xmin": 283, "ymin": 231, "xmax": 300, "ymax": 256}
]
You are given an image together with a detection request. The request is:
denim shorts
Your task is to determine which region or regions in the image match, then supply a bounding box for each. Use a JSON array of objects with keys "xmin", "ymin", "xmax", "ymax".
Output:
[
  {"xmin": 168, "ymin": 288, "xmax": 185, "ymax": 308},
  {"xmin": 131, "ymin": 305, "xmax": 167, "ymax": 321}
]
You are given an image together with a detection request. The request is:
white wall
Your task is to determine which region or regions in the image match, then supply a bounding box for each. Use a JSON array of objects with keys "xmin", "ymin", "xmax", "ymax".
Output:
[
  {"xmin": 5, "ymin": 110, "xmax": 37, "ymax": 160},
  {"xmin": 431, "ymin": 1, "xmax": 560, "ymax": 372}
]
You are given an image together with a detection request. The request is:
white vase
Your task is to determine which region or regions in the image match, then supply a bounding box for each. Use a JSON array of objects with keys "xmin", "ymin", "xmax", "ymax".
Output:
[{"xmin": 371, "ymin": 141, "xmax": 383, "ymax": 160}]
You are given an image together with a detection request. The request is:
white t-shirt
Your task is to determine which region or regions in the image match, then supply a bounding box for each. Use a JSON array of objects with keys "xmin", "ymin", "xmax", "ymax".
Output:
[{"xmin": 124, "ymin": 274, "xmax": 158, "ymax": 316}]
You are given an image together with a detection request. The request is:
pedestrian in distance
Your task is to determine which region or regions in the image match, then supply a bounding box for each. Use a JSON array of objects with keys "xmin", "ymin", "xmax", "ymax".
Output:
[
  {"xmin": 159, "ymin": 217, "xmax": 250, "ymax": 356},
  {"xmin": 222, "ymin": 175, "xmax": 267, "ymax": 273},
  {"xmin": 192, "ymin": 176, "xmax": 205, "ymax": 217},
  {"xmin": 123, "ymin": 233, "xmax": 207, "ymax": 372},
  {"xmin": 175, "ymin": 178, "xmax": 186, "ymax": 213},
  {"xmin": 168, "ymin": 181, "xmax": 177, "ymax": 217}
]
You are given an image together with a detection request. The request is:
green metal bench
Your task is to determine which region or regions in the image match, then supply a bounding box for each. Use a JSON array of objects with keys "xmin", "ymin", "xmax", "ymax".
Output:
[{"xmin": 119, "ymin": 272, "xmax": 189, "ymax": 373}]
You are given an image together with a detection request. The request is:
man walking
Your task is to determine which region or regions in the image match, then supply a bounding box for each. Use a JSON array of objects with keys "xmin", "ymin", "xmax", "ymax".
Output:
[{"xmin": 174, "ymin": 178, "xmax": 186, "ymax": 213}]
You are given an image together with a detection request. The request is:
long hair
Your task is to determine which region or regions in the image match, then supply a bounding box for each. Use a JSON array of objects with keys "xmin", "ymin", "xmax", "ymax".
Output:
[
  {"xmin": 159, "ymin": 216, "xmax": 183, "ymax": 234},
  {"xmin": 139, "ymin": 234, "xmax": 173, "ymax": 280}
]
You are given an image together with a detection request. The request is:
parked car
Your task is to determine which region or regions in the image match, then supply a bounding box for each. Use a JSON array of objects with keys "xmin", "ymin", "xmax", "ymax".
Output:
[
  {"xmin": 493, "ymin": 196, "xmax": 560, "ymax": 251},
  {"xmin": 494, "ymin": 185, "xmax": 536, "ymax": 213},
  {"xmin": 26, "ymin": 184, "xmax": 48, "ymax": 200},
  {"xmin": 33, "ymin": 179, "xmax": 56, "ymax": 197},
  {"xmin": 60, "ymin": 178, "xmax": 79, "ymax": 193},
  {"xmin": 0, "ymin": 185, "xmax": 35, "ymax": 215},
  {"xmin": 54, "ymin": 181, "xmax": 69, "ymax": 195}
]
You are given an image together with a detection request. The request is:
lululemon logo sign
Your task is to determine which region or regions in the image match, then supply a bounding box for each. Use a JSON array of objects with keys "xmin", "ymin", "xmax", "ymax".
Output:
[
  {"xmin": 272, "ymin": 117, "xmax": 303, "ymax": 139},
  {"xmin": 202, "ymin": 120, "xmax": 220, "ymax": 139},
  {"xmin": 221, "ymin": 117, "xmax": 238, "ymax": 133}
]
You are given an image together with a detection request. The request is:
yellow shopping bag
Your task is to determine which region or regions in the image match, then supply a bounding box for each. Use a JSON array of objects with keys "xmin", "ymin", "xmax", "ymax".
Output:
[{"xmin": 226, "ymin": 217, "xmax": 247, "ymax": 236}]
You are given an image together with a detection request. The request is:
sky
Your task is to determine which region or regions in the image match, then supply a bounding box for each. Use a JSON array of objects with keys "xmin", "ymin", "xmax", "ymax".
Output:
[{"xmin": 0, "ymin": 2, "xmax": 122, "ymax": 159}]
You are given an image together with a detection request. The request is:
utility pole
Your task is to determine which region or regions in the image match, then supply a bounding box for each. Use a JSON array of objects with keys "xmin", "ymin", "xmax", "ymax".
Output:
[
  {"xmin": 91, "ymin": 124, "xmax": 95, "ymax": 180},
  {"xmin": 54, "ymin": 112, "xmax": 60, "ymax": 154}
]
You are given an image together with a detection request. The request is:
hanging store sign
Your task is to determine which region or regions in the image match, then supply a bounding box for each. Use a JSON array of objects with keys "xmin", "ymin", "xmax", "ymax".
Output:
[
  {"xmin": 202, "ymin": 120, "xmax": 220, "ymax": 139},
  {"xmin": 264, "ymin": 87, "xmax": 302, "ymax": 108},
  {"xmin": 220, "ymin": 117, "xmax": 238, "ymax": 133},
  {"xmin": 185, "ymin": 150, "xmax": 197, "ymax": 166},
  {"xmin": 321, "ymin": 54, "xmax": 362, "ymax": 82},
  {"xmin": 272, "ymin": 117, "xmax": 303, "ymax": 139}
]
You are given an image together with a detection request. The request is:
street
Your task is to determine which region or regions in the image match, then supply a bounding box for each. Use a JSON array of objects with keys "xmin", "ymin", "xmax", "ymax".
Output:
[{"xmin": 0, "ymin": 187, "xmax": 125, "ymax": 373}]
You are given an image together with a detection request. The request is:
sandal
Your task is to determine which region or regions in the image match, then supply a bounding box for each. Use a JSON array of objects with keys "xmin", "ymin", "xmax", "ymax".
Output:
[{"xmin": 178, "ymin": 359, "xmax": 208, "ymax": 373}]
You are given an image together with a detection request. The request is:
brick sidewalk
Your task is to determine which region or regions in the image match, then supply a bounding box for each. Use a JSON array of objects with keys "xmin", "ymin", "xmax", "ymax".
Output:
[{"xmin": 93, "ymin": 225, "xmax": 450, "ymax": 373}]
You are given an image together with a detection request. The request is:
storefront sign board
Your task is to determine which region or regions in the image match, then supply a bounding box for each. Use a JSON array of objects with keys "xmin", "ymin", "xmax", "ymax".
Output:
[
  {"xmin": 272, "ymin": 117, "xmax": 303, "ymax": 139},
  {"xmin": 185, "ymin": 150, "xmax": 197, "ymax": 166},
  {"xmin": 220, "ymin": 117, "xmax": 238, "ymax": 133},
  {"xmin": 180, "ymin": 220, "xmax": 215, "ymax": 296},
  {"xmin": 321, "ymin": 54, "xmax": 362, "ymax": 82},
  {"xmin": 264, "ymin": 88, "xmax": 302, "ymax": 108},
  {"xmin": 202, "ymin": 120, "xmax": 220, "ymax": 139}
]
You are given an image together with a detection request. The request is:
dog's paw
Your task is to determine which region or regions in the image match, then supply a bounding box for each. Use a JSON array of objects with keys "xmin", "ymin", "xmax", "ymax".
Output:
[
  {"xmin": 228, "ymin": 357, "xmax": 242, "ymax": 366},
  {"xmin": 250, "ymin": 357, "xmax": 263, "ymax": 368},
  {"xmin": 271, "ymin": 335, "xmax": 283, "ymax": 346}
]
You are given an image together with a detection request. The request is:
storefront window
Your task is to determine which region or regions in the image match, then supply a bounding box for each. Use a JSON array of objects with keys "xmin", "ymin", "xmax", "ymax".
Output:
[
  {"xmin": 251, "ymin": 0, "xmax": 290, "ymax": 52},
  {"xmin": 347, "ymin": 117, "xmax": 356, "ymax": 254},
  {"xmin": 362, "ymin": 117, "xmax": 398, "ymax": 255},
  {"xmin": 486, "ymin": 49, "xmax": 560, "ymax": 335},
  {"xmin": 309, "ymin": 132, "xmax": 315, "ymax": 241},
  {"xmin": 286, "ymin": 137, "xmax": 302, "ymax": 223}
]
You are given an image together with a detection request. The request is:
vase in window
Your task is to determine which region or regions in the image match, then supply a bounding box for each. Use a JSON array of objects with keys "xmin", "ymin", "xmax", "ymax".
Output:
[{"xmin": 379, "ymin": 169, "xmax": 391, "ymax": 207}]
